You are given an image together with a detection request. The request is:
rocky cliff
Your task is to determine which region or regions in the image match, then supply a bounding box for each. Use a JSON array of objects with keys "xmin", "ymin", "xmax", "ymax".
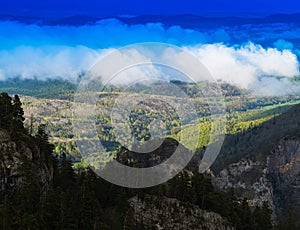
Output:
[
  {"xmin": 212, "ymin": 158, "xmax": 276, "ymax": 221},
  {"xmin": 129, "ymin": 195, "xmax": 234, "ymax": 230},
  {"xmin": 213, "ymin": 136, "xmax": 300, "ymax": 225},
  {"xmin": 210, "ymin": 103, "xmax": 300, "ymax": 227},
  {"xmin": 268, "ymin": 137, "xmax": 300, "ymax": 225},
  {"xmin": 0, "ymin": 129, "xmax": 54, "ymax": 194}
]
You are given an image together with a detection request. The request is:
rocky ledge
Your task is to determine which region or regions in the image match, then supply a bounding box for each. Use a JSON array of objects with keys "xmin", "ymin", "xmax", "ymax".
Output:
[{"xmin": 129, "ymin": 195, "xmax": 234, "ymax": 230}]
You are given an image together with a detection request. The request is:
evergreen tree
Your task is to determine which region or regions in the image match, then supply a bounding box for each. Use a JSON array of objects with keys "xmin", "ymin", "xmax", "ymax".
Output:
[
  {"xmin": 278, "ymin": 210, "xmax": 298, "ymax": 230},
  {"xmin": 0, "ymin": 92, "xmax": 13, "ymax": 130},
  {"xmin": 12, "ymin": 94, "xmax": 25, "ymax": 131},
  {"xmin": 78, "ymin": 176, "xmax": 103, "ymax": 229},
  {"xmin": 39, "ymin": 187, "xmax": 62, "ymax": 229},
  {"xmin": 57, "ymin": 156, "xmax": 76, "ymax": 192},
  {"xmin": 0, "ymin": 196, "xmax": 14, "ymax": 230},
  {"xmin": 253, "ymin": 202, "xmax": 272, "ymax": 230}
]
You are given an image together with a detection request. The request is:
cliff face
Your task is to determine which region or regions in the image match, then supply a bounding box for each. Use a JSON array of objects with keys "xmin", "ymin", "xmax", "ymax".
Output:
[
  {"xmin": 268, "ymin": 138, "xmax": 300, "ymax": 224},
  {"xmin": 129, "ymin": 195, "xmax": 234, "ymax": 230},
  {"xmin": 0, "ymin": 129, "xmax": 53, "ymax": 193},
  {"xmin": 213, "ymin": 136, "xmax": 300, "ymax": 225},
  {"xmin": 213, "ymin": 158, "xmax": 275, "ymax": 210}
]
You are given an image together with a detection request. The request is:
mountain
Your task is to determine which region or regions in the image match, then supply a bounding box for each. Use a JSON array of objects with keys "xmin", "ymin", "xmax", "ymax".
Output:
[
  {"xmin": 116, "ymin": 13, "xmax": 300, "ymax": 29},
  {"xmin": 0, "ymin": 78, "xmax": 76, "ymax": 99},
  {"xmin": 213, "ymin": 103, "xmax": 300, "ymax": 171},
  {"xmin": 211, "ymin": 103, "xmax": 300, "ymax": 227},
  {"xmin": 0, "ymin": 92, "xmax": 275, "ymax": 229},
  {"xmin": 1, "ymin": 13, "xmax": 300, "ymax": 27},
  {"xmin": 1, "ymin": 76, "xmax": 299, "ymax": 228}
]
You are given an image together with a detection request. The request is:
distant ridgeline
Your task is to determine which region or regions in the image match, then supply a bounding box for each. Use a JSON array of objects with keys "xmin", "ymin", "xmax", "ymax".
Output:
[
  {"xmin": 0, "ymin": 92, "xmax": 275, "ymax": 229},
  {"xmin": 1, "ymin": 77, "xmax": 299, "ymax": 102},
  {"xmin": 0, "ymin": 78, "xmax": 77, "ymax": 99},
  {"xmin": 0, "ymin": 77, "xmax": 245, "ymax": 99}
]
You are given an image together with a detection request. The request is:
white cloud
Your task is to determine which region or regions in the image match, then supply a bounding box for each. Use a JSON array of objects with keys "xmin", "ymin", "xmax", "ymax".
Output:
[
  {"xmin": 0, "ymin": 45, "xmax": 111, "ymax": 81},
  {"xmin": 189, "ymin": 43, "xmax": 300, "ymax": 95},
  {"xmin": 0, "ymin": 19, "xmax": 299, "ymax": 96}
]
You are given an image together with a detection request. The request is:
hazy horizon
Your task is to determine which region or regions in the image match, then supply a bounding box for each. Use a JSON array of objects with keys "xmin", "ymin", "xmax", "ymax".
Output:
[{"xmin": 1, "ymin": 0, "xmax": 300, "ymax": 18}]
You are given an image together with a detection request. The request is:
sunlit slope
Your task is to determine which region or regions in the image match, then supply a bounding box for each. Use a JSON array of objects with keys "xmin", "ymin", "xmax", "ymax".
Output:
[
  {"xmin": 173, "ymin": 101, "xmax": 299, "ymax": 150},
  {"xmin": 212, "ymin": 102, "xmax": 300, "ymax": 172},
  {"xmin": 15, "ymin": 87, "xmax": 299, "ymax": 166}
]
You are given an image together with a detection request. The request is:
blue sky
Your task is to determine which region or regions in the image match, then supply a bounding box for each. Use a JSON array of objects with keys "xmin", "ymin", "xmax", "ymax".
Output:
[
  {"xmin": 0, "ymin": 0, "xmax": 300, "ymax": 96},
  {"xmin": 1, "ymin": 0, "xmax": 300, "ymax": 17}
]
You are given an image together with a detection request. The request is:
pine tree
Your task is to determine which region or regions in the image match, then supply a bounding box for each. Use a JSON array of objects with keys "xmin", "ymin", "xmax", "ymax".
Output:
[
  {"xmin": 78, "ymin": 176, "xmax": 103, "ymax": 229},
  {"xmin": 0, "ymin": 196, "xmax": 14, "ymax": 230},
  {"xmin": 12, "ymin": 95, "xmax": 25, "ymax": 131},
  {"xmin": 0, "ymin": 92, "xmax": 13, "ymax": 130},
  {"xmin": 37, "ymin": 124, "xmax": 49, "ymax": 142},
  {"xmin": 253, "ymin": 202, "xmax": 272, "ymax": 230},
  {"xmin": 39, "ymin": 187, "xmax": 62, "ymax": 229},
  {"xmin": 58, "ymin": 156, "xmax": 76, "ymax": 191}
]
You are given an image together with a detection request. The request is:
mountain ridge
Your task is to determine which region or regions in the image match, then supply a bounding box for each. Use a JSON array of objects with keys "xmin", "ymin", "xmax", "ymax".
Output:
[{"xmin": 1, "ymin": 13, "xmax": 300, "ymax": 27}]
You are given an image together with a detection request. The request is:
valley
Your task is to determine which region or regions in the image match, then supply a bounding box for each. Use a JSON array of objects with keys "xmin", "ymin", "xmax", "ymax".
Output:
[{"xmin": 0, "ymin": 79, "xmax": 300, "ymax": 228}]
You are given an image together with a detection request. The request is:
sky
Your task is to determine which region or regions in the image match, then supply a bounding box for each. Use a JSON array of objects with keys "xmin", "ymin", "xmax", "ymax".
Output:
[
  {"xmin": 1, "ymin": 0, "xmax": 300, "ymax": 17},
  {"xmin": 0, "ymin": 0, "xmax": 300, "ymax": 96}
]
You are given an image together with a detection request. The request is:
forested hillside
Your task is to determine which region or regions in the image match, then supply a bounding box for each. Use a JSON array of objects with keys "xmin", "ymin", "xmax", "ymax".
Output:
[
  {"xmin": 211, "ymin": 103, "xmax": 300, "ymax": 228},
  {"xmin": 0, "ymin": 93, "xmax": 274, "ymax": 229}
]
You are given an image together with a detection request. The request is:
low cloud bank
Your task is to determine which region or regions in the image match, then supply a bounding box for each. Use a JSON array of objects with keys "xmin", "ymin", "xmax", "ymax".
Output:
[{"xmin": 0, "ymin": 19, "xmax": 299, "ymax": 96}]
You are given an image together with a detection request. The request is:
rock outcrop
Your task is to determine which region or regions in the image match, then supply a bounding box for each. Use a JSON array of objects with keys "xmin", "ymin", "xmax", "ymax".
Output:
[
  {"xmin": 213, "ymin": 136, "xmax": 300, "ymax": 225},
  {"xmin": 0, "ymin": 129, "xmax": 53, "ymax": 193},
  {"xmin": 268, "ymin": 138, "xmax": 300, "ymax": 225},
  {"xmin": 129, "ymin": 195, "xmax": 234, "ymax": 230},
  {"xmin": 213, "ymin": 158, "xmax": 275, "ymax": 215}
]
